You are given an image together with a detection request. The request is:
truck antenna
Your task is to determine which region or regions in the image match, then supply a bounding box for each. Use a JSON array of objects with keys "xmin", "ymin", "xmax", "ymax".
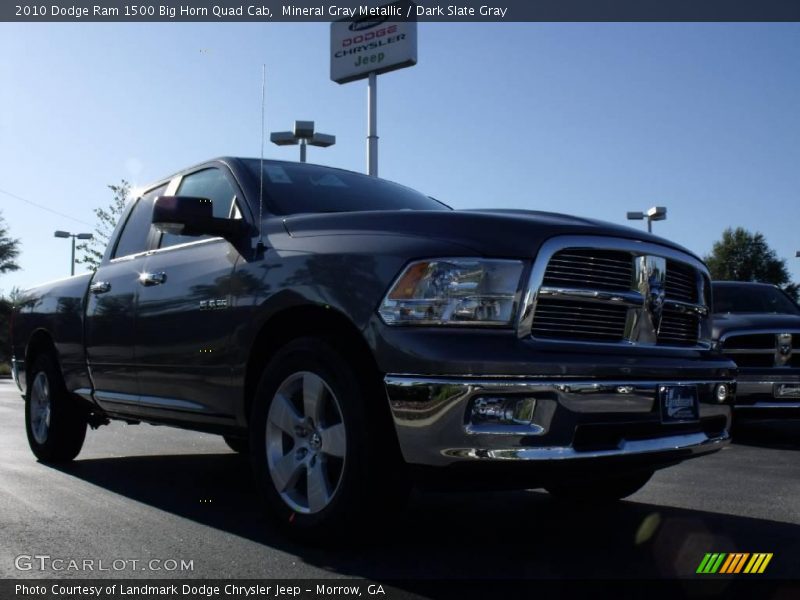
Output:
[{"xmin": 257, "ymin": 63, "xmax": 266, "ymax": 251}]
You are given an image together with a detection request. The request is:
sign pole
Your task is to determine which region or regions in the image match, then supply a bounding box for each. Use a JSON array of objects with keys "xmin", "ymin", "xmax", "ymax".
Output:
[
  {"xmin": 331, "ymin": 1, "xmax": 416, "ymax": 176},
  {"xmin": 367, "ymin": 71, "xmax": 378, "ymax": 176}
]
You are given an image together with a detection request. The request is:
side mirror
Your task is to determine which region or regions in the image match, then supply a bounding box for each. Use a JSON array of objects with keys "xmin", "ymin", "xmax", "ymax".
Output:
[{"xmin": 152, "ymin": 196, "xmax": 248, "ymax": 240}]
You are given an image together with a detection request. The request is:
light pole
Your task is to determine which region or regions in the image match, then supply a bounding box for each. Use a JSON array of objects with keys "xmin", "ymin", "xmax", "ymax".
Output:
[
  {"xmin": 627, "ymin": 206, "xmax": 667, "ymax": 233},
  {"xmin": 54, "ymin": 230, "xmax": 93, "ymax": 276},
  {"xmin": 270, "ymin": 120, "xmax": 335, "ymax": 163}
]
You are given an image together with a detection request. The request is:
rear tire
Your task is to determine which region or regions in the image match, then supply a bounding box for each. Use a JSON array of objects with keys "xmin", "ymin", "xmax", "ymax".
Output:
[
  {"xmin": 250, "ymin": 337, "xmax": 406, "ymax": 541},
  {"xmin": 546, "ymin": 470, "xmax": 653, "ymax": 503},
  {"xmin": 25, "ymin": 353, "xmax": 87, "ymax": 463}
]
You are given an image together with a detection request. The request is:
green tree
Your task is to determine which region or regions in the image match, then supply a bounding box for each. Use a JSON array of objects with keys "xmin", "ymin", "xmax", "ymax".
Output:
[
  {"xmin": 0, "ymin": 213, "xmax": 21, "ymax": 367},
  {"xmin": 76, "ymin": 180, "xmax": 131, "ymax": 271},
  {"xmin": 0, "ymin": 295, "xmax": 11, "ymax": 365},
  {"xmin": 704, "ymin": 227, "xmax": 798, "ymax": 300},
  {"xmin": 0, "ymin": 211, "xmax": 21, "ymax": 274},
  {"xmin": 0, "ymin": 287, "xmax": 28, "ymax": 367}
]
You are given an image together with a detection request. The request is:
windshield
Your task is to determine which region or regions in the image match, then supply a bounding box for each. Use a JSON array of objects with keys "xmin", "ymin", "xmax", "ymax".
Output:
[
  {"xmin": 713, "ymin": 284, "xmax": 800, "ymax": 315},
  {"xmin": 243, "ymin": 160, "xmax": 449, "ymax": 215}
]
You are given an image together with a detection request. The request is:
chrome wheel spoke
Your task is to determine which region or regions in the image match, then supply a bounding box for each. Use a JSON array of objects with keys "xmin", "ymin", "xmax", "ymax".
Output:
[
  {"xmin": 269, "ymin": 392, "xmax": 301, "ymax": 436},
  {"xmin": 306, "ymin": 460, "xmax": 330, "ymax": 513},
  {"xmin": 271, "ymin": 452, "xmax": 303, "ymax": 493},
  {"xmin": 320, "ymin": 423, "xmax": 346, "ymax": 458},
  {"xmin": 34, "ymin": 376, "xmax": 46, "ymax": 404},
  {"xmin": 30, "ymin": 372, "xmax": 51, "ymax": 445},
  {"xmin": 302, "ymin": 373, "xmax": 325, "ymax": 424}
]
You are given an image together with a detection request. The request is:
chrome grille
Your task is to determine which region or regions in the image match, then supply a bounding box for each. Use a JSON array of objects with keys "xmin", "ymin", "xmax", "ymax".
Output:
[
  {"xmin": 723, "ymin": 333, "xmax": 776, "ymax": 350},
  {"xmin": 665, "ymin": 260, "xmax": 698, "ymax": 303},
  {"xmin": 657, "ymin": 307, "xmax": 699, "ymax": 346},
  {"xmin": 526, "ymin": 239, "xmax": 710, "ymax": 349},
  {"xmin": 530, "ymin": 298, "xmax": 627, "ymax": 342},
  {"xmin": 543, "ymin": 250, "xmax": 633, "ymax": 292},
  {"xmin": 722, "ymin": 332, "xmax": 800, "ymax": 368}
]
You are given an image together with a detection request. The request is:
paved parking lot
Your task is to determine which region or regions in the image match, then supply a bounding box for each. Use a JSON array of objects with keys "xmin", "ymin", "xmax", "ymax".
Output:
[{"xmin": 1, "ymin": 379, "xmax": 799, "ymax": 584}]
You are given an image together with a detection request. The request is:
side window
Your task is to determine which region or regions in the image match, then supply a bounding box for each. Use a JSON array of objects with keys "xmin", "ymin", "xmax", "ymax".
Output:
[
  {"xmin": 113, "ymin": 185, "xmax": 167, "ymax": 259},
  {"xmin": 160, "ymin": 168, "xmax": 237, "ymax": 249}
]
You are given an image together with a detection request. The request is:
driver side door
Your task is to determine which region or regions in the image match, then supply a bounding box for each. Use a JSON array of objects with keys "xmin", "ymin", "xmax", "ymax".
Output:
[{"xmin": 134, "ymin": 166, "xmax": 245, "ymax": 425}]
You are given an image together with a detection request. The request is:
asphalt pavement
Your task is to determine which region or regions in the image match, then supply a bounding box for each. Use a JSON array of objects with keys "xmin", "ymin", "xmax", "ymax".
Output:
[{"xmin": 1, "ymin": 379, "xmax": 799, "ymax": 583}]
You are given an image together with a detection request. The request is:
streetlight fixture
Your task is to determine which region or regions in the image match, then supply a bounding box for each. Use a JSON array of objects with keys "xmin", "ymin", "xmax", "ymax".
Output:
[
  {"xmin": 627, "ymin": 206, "xmax": 667, "ymax": 233},
  {"xmin": 54, "ymin": 230, "xmax": 93, "ymax": 276},
  {"xmin": 270, "ymin": 120, "xmax": 335, "ymax": 163}
]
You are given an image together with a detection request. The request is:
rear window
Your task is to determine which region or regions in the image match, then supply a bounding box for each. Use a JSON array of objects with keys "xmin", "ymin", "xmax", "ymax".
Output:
[
  {"xmin": 713, "ymin": 284, "xmax": 800, "ymax": 315},
  {"xmin": 244, "ymin": 160, "xmax": 448, "ymax": 215}
]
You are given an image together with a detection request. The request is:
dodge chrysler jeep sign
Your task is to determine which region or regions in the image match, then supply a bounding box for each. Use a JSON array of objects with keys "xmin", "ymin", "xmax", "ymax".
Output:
[{"xmin": 330, "ymin": 1, "xmax": 417, "ymax": 84}]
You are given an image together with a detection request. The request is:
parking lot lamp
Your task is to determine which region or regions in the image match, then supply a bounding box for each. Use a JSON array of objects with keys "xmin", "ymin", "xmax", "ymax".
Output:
[
  {"xmin": 626, "ymin": 206, "xmax": 667, "ymax": 233},
  {"xmin": 270, "ymin": 121, "xmax": 336, "ymax": 163},
  {"xmin": 54, "ymin": 231, "xmax": 93, "ymax": 276}
]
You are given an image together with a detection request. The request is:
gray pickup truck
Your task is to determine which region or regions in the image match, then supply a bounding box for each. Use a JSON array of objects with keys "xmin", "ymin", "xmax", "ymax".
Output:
[{"xmin": 11, "ymin": 157, "xmax": 735, "ymax": 539}]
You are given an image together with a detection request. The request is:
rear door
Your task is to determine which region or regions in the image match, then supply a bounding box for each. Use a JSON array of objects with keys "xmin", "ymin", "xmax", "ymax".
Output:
[{"xmin": 85, "ymin": 183, "xmax": 167, "ymax": 413}]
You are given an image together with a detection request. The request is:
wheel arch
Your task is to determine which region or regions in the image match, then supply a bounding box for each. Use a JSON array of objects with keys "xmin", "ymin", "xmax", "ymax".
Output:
[
  {"xmin": 241, "ymin": 304, "xmax": 387, "ymax": 429},
  {"xmin": 24, "ymin": 329, "xmax": 61, "ymax": 391}
]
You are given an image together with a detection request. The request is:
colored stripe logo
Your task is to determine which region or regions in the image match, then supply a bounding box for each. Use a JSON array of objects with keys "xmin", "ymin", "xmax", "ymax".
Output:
[{"xmin": 696, "ymin": 553, "xmax": 773, "ymax": 574}]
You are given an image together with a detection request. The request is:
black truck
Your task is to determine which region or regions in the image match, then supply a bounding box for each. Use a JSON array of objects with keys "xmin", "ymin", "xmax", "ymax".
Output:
[
  {"xmin": 712, "ymin": 281, "xmax": 800, "ymax": 419},
  {"xmin": 11, "ymin": 157, "xmax": 735, "ymax": 538}
]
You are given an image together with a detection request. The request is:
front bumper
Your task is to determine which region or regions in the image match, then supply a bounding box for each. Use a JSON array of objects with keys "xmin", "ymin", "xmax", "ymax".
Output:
[
  {"xmin": 385, "ymin": 376, "xmax": 733, "ymax": 468},
  {"xmin": 734, "ymin": 373, "xmax": 800, "ymax": 415}
]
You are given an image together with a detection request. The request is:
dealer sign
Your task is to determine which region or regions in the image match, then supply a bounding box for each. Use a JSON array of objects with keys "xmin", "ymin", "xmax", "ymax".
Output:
[{"xmin": 330, "ymin": 1, "xmax": 417, "ymax": 84}]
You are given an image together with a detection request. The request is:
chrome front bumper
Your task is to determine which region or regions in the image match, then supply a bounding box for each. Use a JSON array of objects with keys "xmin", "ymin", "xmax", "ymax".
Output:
[
  {"xmin": 385, "ymin": 376, "xmax": 733, "ymax": 467},
  {"xmin": 735, "ymin": 377, "xmax": 800, "ymax": 411}
]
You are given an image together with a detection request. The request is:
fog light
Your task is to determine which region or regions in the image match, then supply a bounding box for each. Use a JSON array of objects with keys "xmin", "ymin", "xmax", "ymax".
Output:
[
  {"xmin": 471, "ymin": 397, "xmax": 536, "ymax": 425},
  {"xmin": 715, "ymin": 384, "xmax": 729, "ymax": 403}
]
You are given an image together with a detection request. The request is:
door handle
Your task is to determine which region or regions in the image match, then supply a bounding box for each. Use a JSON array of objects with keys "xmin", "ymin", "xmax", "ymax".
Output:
[
  {"xmin": 139, "ymin": 272, "xmax": 167, "ymax": 286},
  {"xmin": 90, "ymin": 281, "xmax": 111, "ymax": 294}
]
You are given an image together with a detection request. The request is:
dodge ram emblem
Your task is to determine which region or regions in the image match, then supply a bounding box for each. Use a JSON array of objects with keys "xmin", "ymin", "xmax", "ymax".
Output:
[
  {"xmin": 776, "ymin": 333, "xmax": 792, "ymax": 366},
  {"xmin": 648, "ymin": 285, "xmax": 667, "ymax": 333}
]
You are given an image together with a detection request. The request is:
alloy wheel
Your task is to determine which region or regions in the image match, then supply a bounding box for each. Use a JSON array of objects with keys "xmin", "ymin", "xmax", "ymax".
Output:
[{"xmin": 265, "ymin": 371, "xmax": 347, "ymax": 514}]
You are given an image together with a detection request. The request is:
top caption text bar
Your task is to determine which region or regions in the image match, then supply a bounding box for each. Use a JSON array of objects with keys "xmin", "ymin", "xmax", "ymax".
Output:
[{"xmin": 4, "ymin": 1, "xmax": 800, "ymax": 22}]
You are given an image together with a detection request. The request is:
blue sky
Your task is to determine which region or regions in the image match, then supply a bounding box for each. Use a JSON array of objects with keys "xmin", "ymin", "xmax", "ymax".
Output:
[{"xmin": 1, "ymin": 22, "xmax": 798, "ymax": 293}]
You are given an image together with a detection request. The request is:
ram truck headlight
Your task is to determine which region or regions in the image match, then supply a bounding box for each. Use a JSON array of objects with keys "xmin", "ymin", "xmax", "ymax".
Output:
[{"xmin": 378, "ymin": 259, "xmax": 525, "ymax": 326}]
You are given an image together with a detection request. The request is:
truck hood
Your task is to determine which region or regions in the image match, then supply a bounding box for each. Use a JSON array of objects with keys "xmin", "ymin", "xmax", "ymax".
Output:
[
  {"xmin": 281, "ymin": 209, "xmax": 699, "ymax": 259},
  {"xmin": 712, "ymin": 313, "xmax": 800, "ymax": 340}
]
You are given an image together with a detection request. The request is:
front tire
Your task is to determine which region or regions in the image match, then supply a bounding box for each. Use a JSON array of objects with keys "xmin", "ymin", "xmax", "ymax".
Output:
[
  {"xmin": 25, "ymin": 354, "xmax": 87, "ymax": 463},
  {"xmin": 545, "ymin": 470, "xmax": 653, "ymax": 503},
  {"xmin": 250, "ymin": 337, "xmax": 405, "ymax": 540}
]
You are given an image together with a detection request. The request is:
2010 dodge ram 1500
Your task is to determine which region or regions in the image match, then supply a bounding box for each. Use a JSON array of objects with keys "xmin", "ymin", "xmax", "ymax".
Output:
[{"xmin": 11, "ymin": 157, "xmax": 736, "ymax": 538}]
